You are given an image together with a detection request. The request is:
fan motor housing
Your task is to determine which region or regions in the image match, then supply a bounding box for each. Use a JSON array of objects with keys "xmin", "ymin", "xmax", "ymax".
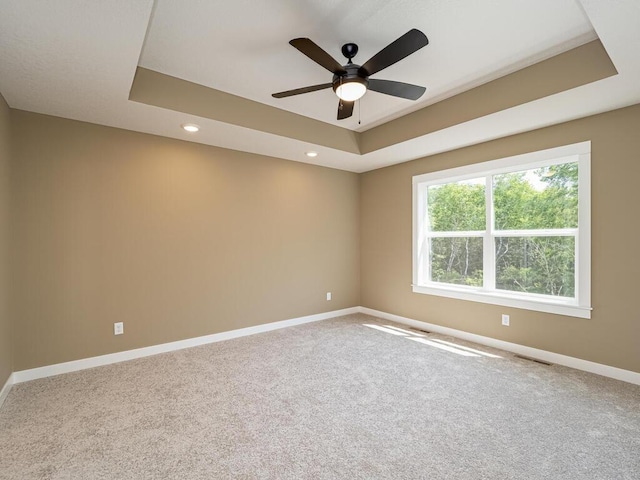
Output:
[{"xmin": 332, "ymin": 63, "xmax": 369, "ymax": 94}]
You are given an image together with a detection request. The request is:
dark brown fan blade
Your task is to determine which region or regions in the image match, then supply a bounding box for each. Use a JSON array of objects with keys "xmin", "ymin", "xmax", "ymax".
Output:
[
  {"xmin": 272, "ymin": 83, "xmax": 332, "ymax": 98},
  {"xmin": 360, "ymin": 29, "xmax": 428, "ymax": 77},
  {"xmin": 368, "ymin": 79, "xmax": 426, "ymax": 100},
  {"xmin": 337, "ymin": 100, "xmax": 354, "ymax": 120},
  {"xmin": 290, "ymin": 38, "xmax": 347, "ymax": 75}
]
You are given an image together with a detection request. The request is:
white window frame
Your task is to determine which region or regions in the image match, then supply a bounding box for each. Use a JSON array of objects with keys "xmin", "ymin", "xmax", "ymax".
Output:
[{"xmin": 412, "ymin": 141, "xmax": 591, "ymax": 319}]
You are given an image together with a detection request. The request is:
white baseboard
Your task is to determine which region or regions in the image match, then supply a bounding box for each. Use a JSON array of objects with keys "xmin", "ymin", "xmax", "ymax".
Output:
[
  {"xmin": 8, "ymin": 305, "xmax": 639, "ymax": 389},
  {"xmin": 359, "ymin": 307, "xmax": 640, "ymax": 386},
  {"xmin": 12, "ymin": 307, "xmax": 359, "ymax": 384},
  {"xmin": 0, "ymin": 373, "xmax": 14, "ymax": 408}
]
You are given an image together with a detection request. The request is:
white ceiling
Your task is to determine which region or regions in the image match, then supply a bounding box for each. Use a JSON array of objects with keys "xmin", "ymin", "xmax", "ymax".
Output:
[
  {"xmin": 140, "ymin": 0, "xmax": 595, "ymax": 131},
  {"xmin": 0, "ymin": 0, "xmax": 639, "ymax": 173}
]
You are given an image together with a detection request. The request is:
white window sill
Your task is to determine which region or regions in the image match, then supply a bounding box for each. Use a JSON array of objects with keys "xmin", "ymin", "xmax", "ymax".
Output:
[{"xmin": 412, "ymin": 284, "xmax": 591, "ymax": 319}]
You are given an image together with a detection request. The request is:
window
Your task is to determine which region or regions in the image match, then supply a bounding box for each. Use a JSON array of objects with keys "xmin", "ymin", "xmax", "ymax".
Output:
[{"xmin": 412, "ymin": 142, "xmax": 591, "ymax": 318}]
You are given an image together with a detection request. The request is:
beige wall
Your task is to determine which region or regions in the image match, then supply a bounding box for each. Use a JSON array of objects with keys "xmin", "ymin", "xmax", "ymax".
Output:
[
  {"xmin": 0, "ymin": 94, "xmax": 11, "ymax": 385},
  {"xmin": 6, "ymin": 103, "xmax": 640, "ymax": 375},
  {"xmin": 10, "ymin": 111, "xmax": 360, "ymax": 370},
  {"xmin": 361, "ymin": 104, "xmax": 640, "ymax": 374}
]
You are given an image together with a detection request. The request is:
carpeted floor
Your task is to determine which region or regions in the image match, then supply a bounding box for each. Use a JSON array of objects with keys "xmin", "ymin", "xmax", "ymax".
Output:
[{"xmin": 1, "ymin": 313, "xmax": 639, "ymax": 479}]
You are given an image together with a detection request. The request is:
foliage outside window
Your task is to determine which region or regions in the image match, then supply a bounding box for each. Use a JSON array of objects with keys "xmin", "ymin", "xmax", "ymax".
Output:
[{"xmin": 412, "ymin": 142, "xmax": 591, "ymax": 318}]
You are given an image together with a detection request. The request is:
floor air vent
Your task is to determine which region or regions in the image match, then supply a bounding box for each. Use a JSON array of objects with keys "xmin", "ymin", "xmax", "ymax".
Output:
[{"xmin": 514, "ymin": 354, "xmax": 552, "ymax": 366}]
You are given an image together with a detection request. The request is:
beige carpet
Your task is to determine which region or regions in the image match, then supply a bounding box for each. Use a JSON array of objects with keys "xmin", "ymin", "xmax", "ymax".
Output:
[{"xmin": 1, "ymin": 313, "xmax": 639, "ymax": 479}]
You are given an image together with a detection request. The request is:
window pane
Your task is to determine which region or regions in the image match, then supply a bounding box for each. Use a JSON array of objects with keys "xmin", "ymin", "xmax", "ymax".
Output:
[
  {"xmin": 493, "ymin": 162, "xmax": 578, "ymax": 230},
  {"xmin": 495, "ymin": 236, "xmax": 575, "ymax": 298},
  {"xmin": 430, "ymin": 237, "xmax": 483, "ymax": 287},
  {"xmin": 427, "ymin": 178, "xmax": 485, "ymax": 231}
]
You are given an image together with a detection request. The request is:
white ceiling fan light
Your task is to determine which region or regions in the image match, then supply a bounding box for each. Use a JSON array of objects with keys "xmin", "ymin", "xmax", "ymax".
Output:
[{"xmin": 335, "ymin": 78, "xmax": 368, "ymax": 102}]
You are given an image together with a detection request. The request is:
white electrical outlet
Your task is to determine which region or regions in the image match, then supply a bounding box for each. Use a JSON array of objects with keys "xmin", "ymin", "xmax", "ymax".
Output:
[
  {"xmin": 501, "ymin": 314, "xmax": 510, "ymax": 326},
  {"xmin": 326, "ymin": 292, "xmax": 332, "ymax": 301},
  {"xmin": 114, "ymin": 322, "xmax": 124, "ymax": 335}
]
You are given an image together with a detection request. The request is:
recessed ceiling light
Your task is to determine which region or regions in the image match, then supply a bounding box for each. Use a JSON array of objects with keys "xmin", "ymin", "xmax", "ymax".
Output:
[
  {"xmin": 182, "ymin": 123, "xmax": 200, "ymax": 133},
  {"xmin": 305, "ymin": 151, "xmax": 318, "ymax": 157}
]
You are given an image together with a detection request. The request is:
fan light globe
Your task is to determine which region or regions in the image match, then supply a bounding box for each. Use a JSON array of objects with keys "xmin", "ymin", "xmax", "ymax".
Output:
[{"xmin": 335, "ymin": 82, "xmax": 367, "ymax": 102}]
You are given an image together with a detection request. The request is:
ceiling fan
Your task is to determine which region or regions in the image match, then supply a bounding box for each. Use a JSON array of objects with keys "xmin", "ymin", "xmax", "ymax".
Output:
[{"xmin": 272, "ymin": 29, "xmax": 429, "ymax": 120}]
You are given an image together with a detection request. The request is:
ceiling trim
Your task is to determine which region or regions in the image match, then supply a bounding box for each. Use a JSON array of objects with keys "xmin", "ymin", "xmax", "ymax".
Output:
[
  {"xmin": 130, "ymin": 40, "xmax": 615, "ymax": 157},
  {"xmin": 360, "ymin": 40, "xmax": 616, "ymax": 153},
  {"xmin": 129, "ymin": 67, "xmax": 361, "ymax": 154}
]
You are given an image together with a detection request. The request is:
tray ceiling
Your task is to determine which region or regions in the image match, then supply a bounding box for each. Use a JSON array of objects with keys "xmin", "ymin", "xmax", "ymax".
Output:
[{"xmin": 1, "ymin": 0, "xmax": 639, "ymax": 172}]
